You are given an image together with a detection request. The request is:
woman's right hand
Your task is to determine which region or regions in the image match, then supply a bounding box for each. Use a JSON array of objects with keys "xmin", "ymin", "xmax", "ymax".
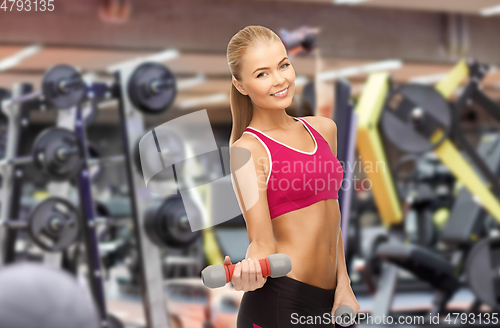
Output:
[{"xmin": 224, "ymin": 255, "xmax": 267, "ymax": 292}]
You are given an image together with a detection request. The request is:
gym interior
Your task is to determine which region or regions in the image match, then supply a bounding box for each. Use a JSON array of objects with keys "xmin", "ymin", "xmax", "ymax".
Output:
[{"xmin": 0, "ymin": 1, "xmax": 500, "ymax": 327}]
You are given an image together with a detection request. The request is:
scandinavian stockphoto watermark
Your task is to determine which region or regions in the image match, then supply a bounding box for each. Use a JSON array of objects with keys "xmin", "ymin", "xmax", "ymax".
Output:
[{"xmin": 137, "ymin": 109, "xmax": 383, "ymax": 231}]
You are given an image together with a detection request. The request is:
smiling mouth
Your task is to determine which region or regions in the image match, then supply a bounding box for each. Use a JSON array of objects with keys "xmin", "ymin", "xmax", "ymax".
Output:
[{"xmin": 271, "ymin": 86, "xmax": 289, "ymax": 96}]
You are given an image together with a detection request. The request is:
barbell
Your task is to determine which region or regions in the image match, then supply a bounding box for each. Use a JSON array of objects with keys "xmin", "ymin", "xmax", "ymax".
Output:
[
  {"xmin": 2, "ymin": 62, "xmax": 177, "ymax": 115},
  {"xmin": 0, "ymin": 127, "xmax": 138, "ymax": 182},
  {"xmin": 1, "ymin": 65, "xmax": 86, "ymax": 111}
]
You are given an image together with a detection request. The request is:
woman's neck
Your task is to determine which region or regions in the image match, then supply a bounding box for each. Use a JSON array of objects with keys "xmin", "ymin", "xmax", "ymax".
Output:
[{"xmin": 249, "ymin": 108, "xmax": 295, "ymax": 132}]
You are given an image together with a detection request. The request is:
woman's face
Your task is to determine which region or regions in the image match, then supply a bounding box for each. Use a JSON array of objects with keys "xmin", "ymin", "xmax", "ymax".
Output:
[{"xmin": 233, "ymin": 41, "xmax": 295, "ymax": 110}]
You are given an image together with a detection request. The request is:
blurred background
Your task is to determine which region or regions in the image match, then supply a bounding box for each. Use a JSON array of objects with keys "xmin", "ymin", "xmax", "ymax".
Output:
[{"xmin": 1, "ymin": 1, "xmax": 500, "ymax": 328}]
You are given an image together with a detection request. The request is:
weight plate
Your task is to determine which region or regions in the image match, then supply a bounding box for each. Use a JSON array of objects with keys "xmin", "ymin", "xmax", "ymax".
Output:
[
  {"xmin": 128, "ymin": 62, "xmax": 177, "ymax": 114},
  {"xmin": 42, "ymin": 65, "xmax": 86, "ymax": 109},
  {"xmin": 144, "ymin": 194, "xmax": 201, "ymax": 248},
  {"xmin": 381, "ymin": 84, "xmax": 452, "ymax": 154},
  {"xmin": 466, "ymin": 236, "xmax": 500, "ymax": 311},
  {"xmin": 33, "ymin": 127, "xmax": 84, "ymax": 181},
  {"xmin": 28, "ymin": 197, "xmax": 80, "ymax": 252}
]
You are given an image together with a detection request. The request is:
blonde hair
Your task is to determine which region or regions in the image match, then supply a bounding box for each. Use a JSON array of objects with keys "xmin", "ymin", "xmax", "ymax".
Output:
[{"xmin": 226, "ymin": 25, "xmax": 282, "ymax": 146}]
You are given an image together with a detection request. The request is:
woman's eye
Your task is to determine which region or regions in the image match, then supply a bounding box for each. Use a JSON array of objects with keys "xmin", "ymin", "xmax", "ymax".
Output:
[{"xmin": 257, "ymin": 64, "xmax": 289, "ymax": 78}]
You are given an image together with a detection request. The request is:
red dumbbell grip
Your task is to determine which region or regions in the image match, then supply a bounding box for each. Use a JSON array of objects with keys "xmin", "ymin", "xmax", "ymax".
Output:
[{"xmin": 224, "ymin": 258, "xmax": 271, "ymax": 283}]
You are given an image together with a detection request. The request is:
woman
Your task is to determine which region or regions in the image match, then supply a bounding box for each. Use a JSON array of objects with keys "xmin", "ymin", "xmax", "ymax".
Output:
[{"xmin": 226, "ymin": 25, "xmax": 360, "ymax": 328}]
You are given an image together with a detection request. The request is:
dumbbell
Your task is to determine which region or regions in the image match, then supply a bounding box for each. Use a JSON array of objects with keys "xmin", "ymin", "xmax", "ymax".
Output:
[
  {"xmin": 1, "ymin": 65, "xmax": 86, "ymax": 110},
  {"xmin": 334, "ymin": 305, "xmax": 356, "ymax": 327},
  {"xmin": 201, "ymin": 253, "xmax": 292, "ymax": 289},
  {"xmin": 0, "ymin": 197, "xmax": 80, "ymax": 252}
]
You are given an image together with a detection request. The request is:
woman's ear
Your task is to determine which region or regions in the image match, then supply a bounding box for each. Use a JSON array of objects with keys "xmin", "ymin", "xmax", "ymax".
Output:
[{"xmin": 232, "ymin": 77, "xmax": 248, "ymax": 96}]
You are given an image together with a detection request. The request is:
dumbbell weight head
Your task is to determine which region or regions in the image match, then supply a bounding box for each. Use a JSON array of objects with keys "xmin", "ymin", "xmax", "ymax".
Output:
[
  {"xmin": 128, "ymin": 62, "xmax": 177, "ymax": 114},
  {"xmin": 144, "ymin": 194, "xmax": 201, "ymax": 248},
  {"xmin": 32, "ymin": 127, "xmax": 84, "ymax": 181},
  {"xmin": 334, "ymin": 305, "xmax": 356, "ymax": 327},
  {"xmin": 42, "ymin": 65, "xmax": 86, "ymax": 109},
  {"xmin": 28, "ymin": 197, "xmax": 80, "ymax": 252}
]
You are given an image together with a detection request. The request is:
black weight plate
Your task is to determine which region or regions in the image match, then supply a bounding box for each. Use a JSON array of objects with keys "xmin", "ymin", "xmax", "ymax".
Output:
[
  {"xmin": 466, "ymin": 236, "xmax": 500, "ymax": 311},
  {"xmin": 32, "ymin": 128, "xmax": 84, "ymax": 181},
  {"xmin": 28, "ymin": 197, "xmax": 80, "ymax": 252},
  {"xmin": 42, "ymin": 65, "xmax": 86, "ymax": 109},
  {"xmin": 381, "ymin": 84, "xmax": 452, "ymax": 154},
  {"xmin": 128, "ymin": 62, "xmax": 177, "ymax": 114},
  {"xmin": 144, "ymin": 194, "xmax": 201, "ymax": 248}
]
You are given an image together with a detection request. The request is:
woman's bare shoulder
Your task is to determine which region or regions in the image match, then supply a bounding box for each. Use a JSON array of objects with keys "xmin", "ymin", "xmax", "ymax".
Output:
[
  {"xmin": 298, "ymin": 116, "xmax": 337, "ymax": 139},
  {"xmin": 231, "ymin": 132, "xmax": 270, "ymax": 166}
]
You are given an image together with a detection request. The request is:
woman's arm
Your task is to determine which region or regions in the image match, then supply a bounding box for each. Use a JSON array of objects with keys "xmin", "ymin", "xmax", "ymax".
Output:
[
  {"xmin": 230, "ymin": 135, "xmax": 277, "ymax": 260},
  {"xmin": 332, "ymin": 228, "xmax": 360, "ymax": 316},
  {"xmin": 335, "ymin": 230, "xmax": 351, "ymax": 286},
  {"xmin": 306, "ymin": 116, "xmax": 360, "ymax": 315}
]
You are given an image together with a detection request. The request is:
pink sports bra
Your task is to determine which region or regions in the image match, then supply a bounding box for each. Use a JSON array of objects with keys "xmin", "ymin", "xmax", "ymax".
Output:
[{"xmin": 243, "ymin": 117, "xmax": 344, "ymax": 220}]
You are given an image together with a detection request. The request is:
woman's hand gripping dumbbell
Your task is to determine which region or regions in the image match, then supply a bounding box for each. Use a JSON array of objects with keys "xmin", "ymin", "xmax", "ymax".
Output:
[{"xmin": 201, "ymin": 253, "xmax": 292, "ymax": 290}]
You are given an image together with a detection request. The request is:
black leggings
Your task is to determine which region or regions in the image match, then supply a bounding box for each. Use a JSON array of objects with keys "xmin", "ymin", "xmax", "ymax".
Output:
[{"xmin": 237, "ymin": 275, "xmax": 336, "ymax": 328}]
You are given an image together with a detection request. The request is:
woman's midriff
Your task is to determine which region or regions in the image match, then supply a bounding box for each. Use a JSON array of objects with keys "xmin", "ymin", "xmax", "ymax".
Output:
[{"xmin": 271, "ymin": 198, "xmax": 341, "ymax": 290}]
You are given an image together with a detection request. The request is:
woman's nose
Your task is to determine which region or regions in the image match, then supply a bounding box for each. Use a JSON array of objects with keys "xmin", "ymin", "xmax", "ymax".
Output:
[{"xmin": 273, "ymin": 72, "xmax": 286, "ymax": 85}]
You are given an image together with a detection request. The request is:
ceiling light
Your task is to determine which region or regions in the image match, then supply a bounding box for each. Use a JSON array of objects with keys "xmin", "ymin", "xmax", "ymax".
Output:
[
  {"xmin": 318, "ymin": 59, "xmax": 403, "ymax": 81},
  {"xmin": 107, "ymin": 48, "xmax": 179, "ymax": 73},
  {"xmin": 0, "ymin": 44, "xmax": 43, "ymax": 71},
  {"xmin": 179, "ymin": 93, "xmax": 229, "ymax": 110},
  {"xmin": 334, "ymin": 0, "xmax": 371, "ymax": 5},
  {"xmin": 480, "ymin": 5, "xmax": 500, "ymax": 16},
  {"xmin": 177, "ymin": 74, "xmax": 207, "ymax": 90},
  {"xmin": 409, "ymin": 72, "xmax": 449, "ymax": 85}
]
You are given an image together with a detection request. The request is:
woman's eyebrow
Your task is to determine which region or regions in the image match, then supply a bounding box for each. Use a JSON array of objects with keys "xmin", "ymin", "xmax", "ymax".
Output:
[{"xmin": 252, "ymin": 57, "xmax": 289, "ymax": 74}]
